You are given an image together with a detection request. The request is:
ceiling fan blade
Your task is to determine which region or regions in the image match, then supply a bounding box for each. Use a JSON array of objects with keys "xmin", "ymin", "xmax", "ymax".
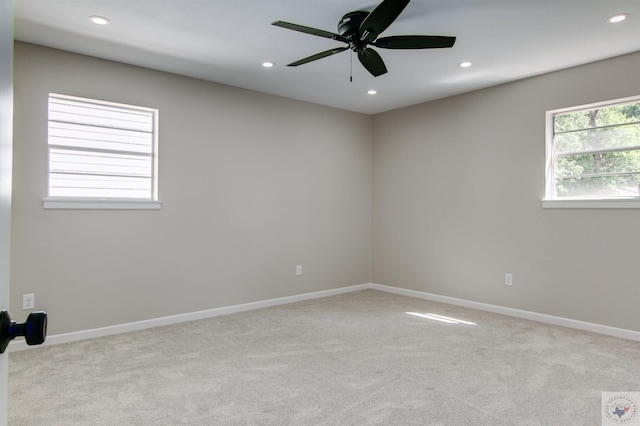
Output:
[
  {"xmin": 272, "ymin": 21, "xmax": 348, "ymax": 43},
  {"xmin": 358, "ymin": 48, "xmax": 388, "ymax": 77},
  {"xmin": 288, "ymin": 47, "xmax": 349, "ymax": 67},
  {"xmin": 359, "ymin": 0, "xmax": 410, "ymax": 42},
  {"xmin": 373, "ymin": 35, "xmax": 456, "ymax": 49}
]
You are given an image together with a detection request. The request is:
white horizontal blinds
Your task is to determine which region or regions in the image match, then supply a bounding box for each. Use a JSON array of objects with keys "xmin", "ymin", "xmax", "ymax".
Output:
[{"xmin": 48, "ymin": 95, "xmax": 156, "ymax": 199}]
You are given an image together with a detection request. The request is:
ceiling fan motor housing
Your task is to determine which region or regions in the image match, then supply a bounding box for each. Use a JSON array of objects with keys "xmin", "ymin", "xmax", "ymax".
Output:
[{"xmin": 338, "ymin": 11, "xmax": 369, "ymax": 39}]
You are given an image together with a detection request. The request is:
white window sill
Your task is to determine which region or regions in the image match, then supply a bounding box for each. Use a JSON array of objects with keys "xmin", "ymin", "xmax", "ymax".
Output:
[
  {"xmin": 542, "ymin": 199, "xmax": 640, "ymax": 209},
  {"xmin": 43, "ymin": 198, "xmax": 162, "ymax": 210}
]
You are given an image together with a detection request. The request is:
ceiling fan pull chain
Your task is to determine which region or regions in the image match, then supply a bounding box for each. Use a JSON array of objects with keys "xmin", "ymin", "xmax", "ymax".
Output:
[{"xmin": 350, "ymin": 51, "xmax": 353, "ymax": 82}]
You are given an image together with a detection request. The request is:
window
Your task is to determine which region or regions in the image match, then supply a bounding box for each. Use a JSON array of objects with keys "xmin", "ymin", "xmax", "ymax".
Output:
[
  {"xmin": 544, "ymin": 95, "xmax": 640, "ymax": 208},
  {"xmin": 45, "ymin": 94, "xmax": 160, "ymax": 209}
]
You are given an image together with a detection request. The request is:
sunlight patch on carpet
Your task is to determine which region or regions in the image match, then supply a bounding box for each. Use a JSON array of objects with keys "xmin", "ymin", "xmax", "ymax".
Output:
[{"xmin": 406, "ymin": 312, "xmax": 477, "ymax": 325}]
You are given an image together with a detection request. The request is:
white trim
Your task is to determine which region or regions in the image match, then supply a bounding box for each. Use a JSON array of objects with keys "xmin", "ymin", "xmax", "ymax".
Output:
[
  {"xmin": 43, "ymin": 198, "xmax": 161, "ymax": 210},
  {"xmin": 369, "ymin": 283, "xmax": 640, "ymax": 342},
  {"xmin": 10, "ymin": 282, "xmax": 640, "ymax": 351},
  {"xmin": 8, "ymin": 284, "xmax": 370, "ymax": 352},
  {"xmin": 548, "ymin": 94, "xmax": 640, "ymax": 115},
  {"xmin": 49, "ymin": 92, "xmax": 158, "ymax": 114},
  {"xmin": 542, "ymin": 199, "xmax": 640, "ymax": 209}
]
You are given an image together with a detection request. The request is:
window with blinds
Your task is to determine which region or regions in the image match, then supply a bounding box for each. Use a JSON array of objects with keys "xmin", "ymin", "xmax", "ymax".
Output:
[
  {"xmin": 545, "ymin": 95, "xmax": 640, "ymax": 206},
  {"xmin": 47, "ymin": 94, "xmax": 158, "ymax": 202}
]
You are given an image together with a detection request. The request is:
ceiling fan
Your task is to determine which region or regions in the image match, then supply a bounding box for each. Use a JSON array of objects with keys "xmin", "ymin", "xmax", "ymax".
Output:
[{"xmin": 272, "ymin": 0, "xmax": 456, "ymax": 77}]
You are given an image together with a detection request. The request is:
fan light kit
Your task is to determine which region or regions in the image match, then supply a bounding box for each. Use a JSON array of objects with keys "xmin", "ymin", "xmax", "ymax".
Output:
[
  {"xmin": 89, "ymin": 15, "xmax": 110, "ymax": 25},
  {"xmin": 262, "ymin": 62, "xmax": 275, "ymax": 68},
  {"xmin": 272, "ymin": 0, "xmax": 456, "ymax": 78}
]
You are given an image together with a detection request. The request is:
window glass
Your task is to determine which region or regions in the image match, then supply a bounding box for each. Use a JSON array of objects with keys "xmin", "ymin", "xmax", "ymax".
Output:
[
  {"xmin": 47, "ymin": 94, "xmax": 158, "ymax": 201},
  {"xmin": 546, "ymin": 97, "xmax": 640, "ymax": 201}
]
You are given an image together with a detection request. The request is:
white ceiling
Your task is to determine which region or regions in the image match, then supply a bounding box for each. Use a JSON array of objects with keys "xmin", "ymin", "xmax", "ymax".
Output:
[{"xmin": 13, "ymin": 0, "xmax": 640, "ymax": 115}]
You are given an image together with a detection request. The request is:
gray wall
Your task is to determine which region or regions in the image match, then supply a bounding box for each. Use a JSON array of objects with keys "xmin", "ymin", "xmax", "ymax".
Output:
[
  {"xmin": 11, "ymin": 42, "xmax": 372, "ymax": 334},
  {"xmin": 373, "ymin": 51, "xmax": 640, "ymax": 332},
  {"xmin": 12, "ymin": 41, "xmax": 640, "ymax": 336}
]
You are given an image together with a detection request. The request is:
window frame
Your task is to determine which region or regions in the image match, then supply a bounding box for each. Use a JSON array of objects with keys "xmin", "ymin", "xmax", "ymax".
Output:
[
  {"xmin": 543, "ymin": 94, "xmax": 640, "ymax": 209},
  {"xmin": 43, "ymin": 93, "xmax": 161, "ymax": 210}
]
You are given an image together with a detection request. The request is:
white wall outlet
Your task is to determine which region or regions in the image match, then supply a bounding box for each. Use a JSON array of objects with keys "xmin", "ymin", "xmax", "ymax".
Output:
[
  {"xmin": 296, "ymin": 265, "xmax": 303, "ymax": 276},
  {"xmin": 505, "ymin": 273, "xmax": 513, "ymax": 286},
  {"xmin": 23, "ymin": 293, "xmax": 35, "ymax": 310}
]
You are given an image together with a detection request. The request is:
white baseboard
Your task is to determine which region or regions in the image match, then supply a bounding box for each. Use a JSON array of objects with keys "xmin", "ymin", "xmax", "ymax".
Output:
[
  {"xmin": 9, "ymin": 284, "xmax": 370, "ymax": 352},
  {"xmin": 369, "ymin": 283, "xmax": 640, "ymax": 342},
  {"xmin": 10, "ymin": 282, "xmax": 640, "ymax": 351}
]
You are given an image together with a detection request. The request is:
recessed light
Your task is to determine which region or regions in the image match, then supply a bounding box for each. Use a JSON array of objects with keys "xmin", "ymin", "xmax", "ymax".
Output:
[
  {"xmin": 607, "ymin": 13, "xmax": 628, "ymax": 23},
  {"xmin": 368, "ymin": 90, "xmax": 377, "ymax": 95},
  {"xmin": 459, "ymin": 62, "xmax": 472, "ymax": 68},
  {"xmin": 262, "ymin": 62, "xmax": 275, "ymax": 68},
  {"xmin": 89, "ymin": 15, "xmax": 110, "ymax": 25}
]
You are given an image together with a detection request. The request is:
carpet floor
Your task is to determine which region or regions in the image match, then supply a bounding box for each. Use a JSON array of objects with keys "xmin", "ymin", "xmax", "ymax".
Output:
[{"xmin": 8, "ymin": 289, "xmax": 640, "ymax": 425}]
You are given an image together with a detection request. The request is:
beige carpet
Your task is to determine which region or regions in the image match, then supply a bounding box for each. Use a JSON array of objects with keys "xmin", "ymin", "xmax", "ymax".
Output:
[{"xmin": 8, "ymin": 289, "xmax": 640, "ymax": 425}]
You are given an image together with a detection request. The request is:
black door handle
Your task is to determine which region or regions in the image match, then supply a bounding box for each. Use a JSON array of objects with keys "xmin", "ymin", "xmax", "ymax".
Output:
[{"xmin": 0, "ymin": 310, "xmax": 47, "ymax": 353}]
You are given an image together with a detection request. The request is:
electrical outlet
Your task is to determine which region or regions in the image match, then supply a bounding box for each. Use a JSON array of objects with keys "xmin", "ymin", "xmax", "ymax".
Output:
[
  {"xmin": 296, "ymin": 265, "xmax": 303, "ymax": 276},
  {"xmin": 23, "ymin": 293, "xmax": 35, "ymax": 310},
  {"xmin": 505, "ymin": 273, "xmax": 513, "ymax": 286}
]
